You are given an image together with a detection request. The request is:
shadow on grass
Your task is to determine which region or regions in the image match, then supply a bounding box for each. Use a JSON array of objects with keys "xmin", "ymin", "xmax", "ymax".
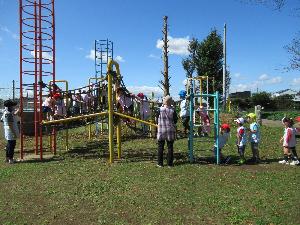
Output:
[{"xmin": 62, "ymin": 140, "xmax": 109, "ymax": 160}]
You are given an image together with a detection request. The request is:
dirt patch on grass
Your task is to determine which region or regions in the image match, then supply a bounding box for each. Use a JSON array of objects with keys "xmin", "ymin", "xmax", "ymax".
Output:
[{"xmin": 262, "ymin": 119, "xmax": 282, "ymax": 127}]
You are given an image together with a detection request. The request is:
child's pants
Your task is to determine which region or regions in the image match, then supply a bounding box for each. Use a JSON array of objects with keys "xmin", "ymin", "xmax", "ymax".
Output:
[
  {"xmin": 6, "ymin": 140, "xmax": 16, "ymax": 159},
  {"xmin": 237, "ymin": 145, "xmax": 246, "ymax": 157},
  {"xmin": 251, "ymin": 142, "xmax": 259, "ymax": 159},
  {"xmin": 158, "ymin": 140, "xmax": 174, "ymax": 166}
]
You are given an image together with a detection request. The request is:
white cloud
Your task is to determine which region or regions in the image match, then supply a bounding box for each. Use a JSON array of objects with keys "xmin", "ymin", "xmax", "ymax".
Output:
[
  {"xmin": 86, "ymin": 49, "xmax": 110, "ymax": 62},
  {"xmin": 291, "ymin": 77, "xmax": 300, "ymax": 86},
  {"xmin": 0, "ymin": 25, "xmax": 18, "ymax": 40},
  {"xmin": 149, "ymin": 54, "xmax": 160, "ymax": 59},
  {"xmin": 76, "ymin": 47, "xmax": 84, "ymax": 51},
  {"xmin": 259, "ymin": 74, "xmax": 269, "ymax": 81},
  {"xmin": 30, "ymin": 50, "xmax": 53, "ymax": 61},
  {"xmin": 234, "ymin": 73, "xmax": 241, "ymax": 78},
  {"xmin": 127, "ymin": 85, "xmax": 163, "ymax": 98},
  {"xmin": 156, "ymin": 36, "xmax": 190, "ymax": 56},
  {"xmin": 115, "ymin": 55, "xmax": 125, "ymax": 62},
  {"xmin": 230, "ymin": 81, "xmax": 261, "ymax": 93},
  {"xmin": 258, "ymin": 74, "xmax": 282, "ymax": 84},
  {"xmin": 266, "ymin": 76, "xmax": 282, "ymax": 84},
  {"xmin": 86, "ymin": 49, "xmax": 97, "ymax": 60}
]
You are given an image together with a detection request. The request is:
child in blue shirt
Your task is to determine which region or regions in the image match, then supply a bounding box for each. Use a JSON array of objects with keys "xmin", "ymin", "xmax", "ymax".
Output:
[
  {"xmin": 247, "ymin": 113, "xmax": 261, "ymax": 163},
  {"xmin": 178, "ymin": 90, "xmax": 190, "ymax": 135}
]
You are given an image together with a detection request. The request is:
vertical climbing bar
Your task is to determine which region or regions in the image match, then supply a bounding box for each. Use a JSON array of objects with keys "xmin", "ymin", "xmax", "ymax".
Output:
[
  {"xmin": 107, "ymin": 70, "xmax": 114, "ymax": 163},
  {"xmin": 117, "ymin": 124, "xmax": 121, "ymax": 159},
  {"xmin": 188, "ymin": 93, "xmax": 194, "ymax": 162},
  {"xmin": 19, "ymin": 0, "xmax": 24, "ymax": 160},
  {"xmin": 216, "ymin": 91, "xmax": 220, "ymax": 164}
]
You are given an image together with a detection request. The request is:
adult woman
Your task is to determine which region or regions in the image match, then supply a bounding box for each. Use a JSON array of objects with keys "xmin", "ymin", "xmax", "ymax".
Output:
[{"xmin": 156, "ymin": 95, "xmax": 177, "ymax": 167}]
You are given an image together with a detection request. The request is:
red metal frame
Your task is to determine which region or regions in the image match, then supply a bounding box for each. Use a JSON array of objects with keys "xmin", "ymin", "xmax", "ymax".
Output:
[{"xmin": 19, "ymin": 0, "xmax": 56, "ymax": 160}]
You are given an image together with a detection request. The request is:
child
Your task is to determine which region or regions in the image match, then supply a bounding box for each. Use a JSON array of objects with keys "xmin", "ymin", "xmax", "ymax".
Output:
[
  {"xmin": 72, "ymin": 92, "xmax": 83, "ymax": 115},
  {"xmin": 279, "ymin": 117, "xmax": 299, "ymax": 165},
  {"xmin": 116, "ymin": 87, "xmax": 134, "ymax": 123},
  {"xmin": 53, "ymin": 93, "xmax": 66, "ymax": 119},
  {"xmin": 178, "ymin": 90, "xmax": 190, "ymax": 135},
  {"xmin": 196, "ymin": 103, "xmax": 211, "ymax": 136},
  {"xmin": 235, "ymin": 117, "xmax": 247, "ymax": 164},
  {"xmin": 136, "ymin": 93, "xmax": 150, "ymax": 133},
  {"xmin": 156, "ymin": 95, "xmax": 178, "ymax": 167},
  {"xmin": 42, "ymin": 94, "xmax": 55, "ymax": 120},
  {"xmin": 247, "ymin": 113, "xmax": 261, "ymax": 163},
  {"xmin": 214, "ymin": 123, "xmax": 231, "ymax": 164},
  {"xmin": 1, "ymin": 100, "xmax": 19, "ymax": 164},
  {"xmin": 81, "ymin": 90, "xmax": 88, "ymax": 114}
]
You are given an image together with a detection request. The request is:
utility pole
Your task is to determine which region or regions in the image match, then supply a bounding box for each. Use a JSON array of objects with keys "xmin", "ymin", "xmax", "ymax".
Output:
[
  {"xmin": 159, "ymin": 16, "xmax": 170, "ymax": 97},
  {"xmin": 222, "ymin": 23, "xmax": 227, "ymax": 110},
  {"xmin": 12, "ymin": 80, "xmax": 15, "ymax": 101}
]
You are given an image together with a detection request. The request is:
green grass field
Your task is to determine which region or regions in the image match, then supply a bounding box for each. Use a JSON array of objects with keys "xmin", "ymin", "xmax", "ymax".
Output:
[{"xmin": 0, "ymin": 122, "xmax": 299, "ymax": 225}]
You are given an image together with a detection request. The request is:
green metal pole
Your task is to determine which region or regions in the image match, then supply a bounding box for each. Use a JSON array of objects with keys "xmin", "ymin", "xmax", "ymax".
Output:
[
  {"xmin": 215, "ymin": 91, "xmax": 220, "ymax": 164},
  {"xmin": 188, "ymin": 93, "xmax": 194, "ymax": 163}
]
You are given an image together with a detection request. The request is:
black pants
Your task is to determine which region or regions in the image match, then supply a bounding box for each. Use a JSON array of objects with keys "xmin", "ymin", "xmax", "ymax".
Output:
[
  {"xmin": 6, "ymin": 140, "xmax": 16, "ymax": 159},
  {"xmin": 158, "ymin": 140, "xmax": 174, "ymax": 166}
]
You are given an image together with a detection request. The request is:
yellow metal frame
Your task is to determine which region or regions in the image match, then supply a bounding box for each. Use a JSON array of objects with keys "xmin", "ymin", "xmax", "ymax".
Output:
[
  {"xmin": 41, "ymin": 111, "xmax": 108, "ymax": 125},
  {"xmin": 41, "ymin": 60, "xmax": 158, "ymax": 164},
  {"xmin": 187, "ymin": 76, "xmax": 215, "ymax": 106}
]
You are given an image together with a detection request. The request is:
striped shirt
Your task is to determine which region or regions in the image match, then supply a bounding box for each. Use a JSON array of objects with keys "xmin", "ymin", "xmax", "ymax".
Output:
[{"xmin": 157, "ymin": 106, "xmax": 177, "ymax": 141}]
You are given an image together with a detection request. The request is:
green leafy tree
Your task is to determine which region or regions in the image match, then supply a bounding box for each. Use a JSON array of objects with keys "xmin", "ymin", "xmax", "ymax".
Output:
[
  {"xmin": 251, "ymin": 92, "xmax": 275, "ymax": 110},
  {"xmin": 273, "ymin": 94, "xmax": 295, "ymax": 109},
  {"xmin": 182, "ymin": 30, "xmax": 230, "ymax": 95}
]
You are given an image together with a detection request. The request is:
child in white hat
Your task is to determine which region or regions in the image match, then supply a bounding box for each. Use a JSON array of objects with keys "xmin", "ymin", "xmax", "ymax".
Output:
[{"xmin": 234, "ymin": 117, "xmax": 247, "ymax": 164}]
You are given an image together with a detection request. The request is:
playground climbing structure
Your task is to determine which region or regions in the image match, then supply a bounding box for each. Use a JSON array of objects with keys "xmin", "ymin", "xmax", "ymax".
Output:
[{"xmin": 19, "ymin": 0, "xmax": 56, "ymax": 160}]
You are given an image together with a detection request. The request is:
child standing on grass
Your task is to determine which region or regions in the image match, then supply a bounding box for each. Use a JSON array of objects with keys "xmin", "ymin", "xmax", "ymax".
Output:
[
  {"xmin": 156, "ymin": 95, "xmax": 178, "ymax": 167},
  {"xmin": 136, "ymin": 93, "xmax": 151, "ymax": 133},
  {"xmin": 178, "ymin": 90, "xmax": 190, "ymax": 135},
  {"xmin": 1, "ymin": 100, "xmax": 19, "ymax": 164},
  {"xmin": 279, "ymin": 117, "xmax": 299, "ymax": 165},
  {"xmin": 214, "ymin": 123, "xmax": 231, "ymax": 164},
  {"xmin": 235, "ymin": 117, "xmax": 247, "ymax": 164},
  {"xmin": 247, "ymin": 113, "xmax": 261, "ymax": 163}
]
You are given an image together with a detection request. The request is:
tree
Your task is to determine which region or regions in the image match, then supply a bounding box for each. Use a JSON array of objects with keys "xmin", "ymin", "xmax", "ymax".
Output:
[
  {"xmin": 284, "ymin": 35, "xmax": 300, "ymax": 71},
  {"xmin": 242, "ymin": 0, "xmax": 286, "ymax": 10},
  {"xmin": 273, "ymin": 94, "xmax": 295, "ymax": 109},
  {"xmin": 159, "ymin": 16, "xmax": 170, "ymax": 97},
  {"xmin": 242, "ymin": 0, "xmax": 300, "ymax": 71},
  {"xmin": 251, "ymin": 92, "xmax": 275, "ymax": 110},
  {"xmin": 182, "ymin": 30, "xmax": 230, "ymax": 95}
]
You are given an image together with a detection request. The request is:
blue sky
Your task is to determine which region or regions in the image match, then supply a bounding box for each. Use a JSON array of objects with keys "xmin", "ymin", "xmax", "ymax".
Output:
[{"xmin": 0, "ymin": 0, "xmax": 299, "ymax": 100}]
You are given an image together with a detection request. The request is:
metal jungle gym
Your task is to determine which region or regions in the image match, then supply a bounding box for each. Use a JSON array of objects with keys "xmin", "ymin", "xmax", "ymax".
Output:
[{"xmin": 187, "ymin": 77, "xmax": 220, "ymax": 164}]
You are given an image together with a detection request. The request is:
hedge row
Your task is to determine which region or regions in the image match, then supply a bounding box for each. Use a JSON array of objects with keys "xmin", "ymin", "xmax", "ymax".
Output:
[{"xmin": 261, "ymin": 111, "xmax": 300, "ymax": 121}]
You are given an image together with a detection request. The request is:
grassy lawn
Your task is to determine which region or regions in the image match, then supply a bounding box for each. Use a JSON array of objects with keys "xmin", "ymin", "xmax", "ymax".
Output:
[{"xmin": 0, "ymin": 122, "xmax": 299, "ymax": 225}]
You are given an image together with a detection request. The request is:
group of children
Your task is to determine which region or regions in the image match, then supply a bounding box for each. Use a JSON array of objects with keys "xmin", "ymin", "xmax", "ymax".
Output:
[
  {"xmin": 2, "ymin": 85, "xmax": 299, "ymax": 166},
  {"xmin": 116, "ymin": 87, "xmax": 151, "ymax": 132},
  {"xmin": 42, "ymin": 85, "xmax": 105, "ymax": 120},
  {"xmin": 178, "ymin": 90, "xmax": 299, "ymax": 165}
]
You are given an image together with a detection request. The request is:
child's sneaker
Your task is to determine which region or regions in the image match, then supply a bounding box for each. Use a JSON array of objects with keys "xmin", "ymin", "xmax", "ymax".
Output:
[
  {"xmin": 238, "ymin": 158, "xmax": 246, "ymax": 165},
  {"xmin": 289, "ymin": 160, "xmax": 299, "ymax": 166},
  {"xmin": 8, "ymin": 159, "xmax": 14, "ymax": 164},
  {"xmin": 278, "ymin": 159, "xmax": 289, "ymax": 164}
]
